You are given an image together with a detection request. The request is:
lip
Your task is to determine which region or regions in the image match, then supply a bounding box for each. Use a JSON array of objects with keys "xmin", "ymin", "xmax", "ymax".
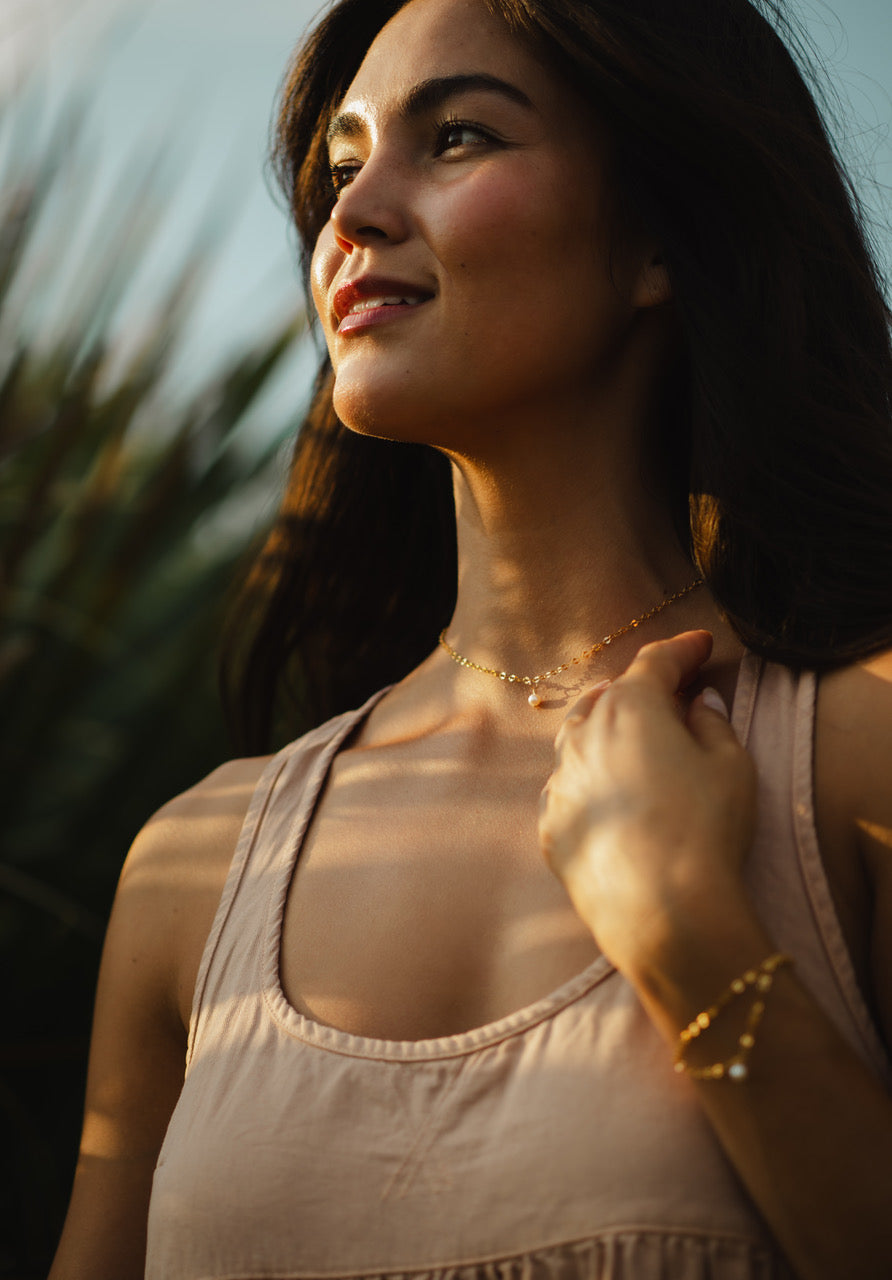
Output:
[{"xmin": 333, "ymin": 276, "xmax": 434, "ymax": 333}]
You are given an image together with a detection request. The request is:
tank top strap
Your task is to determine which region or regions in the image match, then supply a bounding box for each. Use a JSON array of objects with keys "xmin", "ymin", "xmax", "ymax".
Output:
[
  {"xmin": 186, "ymin": 687, "xmax": 391, "ymax": 1068},
  {"xmin": 742, "ymin": 657, "xmax": 891, "ymax": 1085}
]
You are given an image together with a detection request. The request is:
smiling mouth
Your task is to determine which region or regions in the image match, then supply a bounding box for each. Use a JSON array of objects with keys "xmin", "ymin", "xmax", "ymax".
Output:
[
  {"xmin": 345, "ymin": 295, "xmax": 428, "ymax": 315},
  {"xmin": 336, "ymin": 294, "xmax": 432, "ymax": 334}
]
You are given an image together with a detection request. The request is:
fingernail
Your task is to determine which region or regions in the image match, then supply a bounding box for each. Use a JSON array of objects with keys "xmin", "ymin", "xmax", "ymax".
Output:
[
  {"xmin": 589, "ymin": 678, "xmax": 611, "ymax": 693},
  {"xmin": 701, "ymin": 687, "xmax": 729, "ymax": 719}
]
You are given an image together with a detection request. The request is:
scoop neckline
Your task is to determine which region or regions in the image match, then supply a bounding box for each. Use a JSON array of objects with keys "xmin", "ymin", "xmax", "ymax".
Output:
[{"xmin": 262, "ymin": 650, "xmax": 761, "ymax": 1063}]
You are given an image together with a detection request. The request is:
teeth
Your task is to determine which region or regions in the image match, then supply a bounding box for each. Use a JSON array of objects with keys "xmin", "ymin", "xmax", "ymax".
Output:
[{"xmin": 347, "ymin": 296, "xmax": 424, "ymax": 315}]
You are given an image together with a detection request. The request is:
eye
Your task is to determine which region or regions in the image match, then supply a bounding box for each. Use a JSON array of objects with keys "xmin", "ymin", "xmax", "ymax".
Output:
[
  {"xmin": 433, "ymin": 119, "xmax": 495, "ymax": 157},
  {"xmin": 329, "ymin": 161, "xmax": 361, "ymax": 199}
]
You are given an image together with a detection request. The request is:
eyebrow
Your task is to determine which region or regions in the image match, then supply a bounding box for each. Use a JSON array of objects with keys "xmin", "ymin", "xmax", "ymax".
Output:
[{"xmin": 325, "ymin": 73, "xmax": 534, "ymax": 146}]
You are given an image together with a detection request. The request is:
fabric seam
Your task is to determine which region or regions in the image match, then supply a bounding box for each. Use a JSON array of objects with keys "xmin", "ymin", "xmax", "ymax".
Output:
[
  {"xmin": 185, "ymin": 749, "xmax": 292, "ymax": 1070},
  {"xmin": 179, "ymin": 1223, "xmax": 784, "ymax": 1280},
  {"xmin": 791, "ymin": 668, "xmax": 892, "ymax": 1083}
]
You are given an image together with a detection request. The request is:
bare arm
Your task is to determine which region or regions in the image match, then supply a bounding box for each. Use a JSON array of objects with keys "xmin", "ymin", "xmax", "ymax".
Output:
[
  {"xmin": 539, "ymin": 632, "xmax": 892, "ymax": 1280},
  {"xmin": 48, "ymin": 757, "xmax": 267, "ymax": 1280}
]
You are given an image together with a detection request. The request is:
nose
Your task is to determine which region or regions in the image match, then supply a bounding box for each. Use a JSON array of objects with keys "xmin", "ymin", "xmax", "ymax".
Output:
[{"xmin": 329, "ymin": 153, "xmax": 411, "ymax": 254}]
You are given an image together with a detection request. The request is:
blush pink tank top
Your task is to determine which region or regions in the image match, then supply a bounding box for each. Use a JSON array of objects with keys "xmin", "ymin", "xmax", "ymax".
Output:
[{"xmin": 146, "ymin": 654, "xmax": 891, "ymax": 1279}]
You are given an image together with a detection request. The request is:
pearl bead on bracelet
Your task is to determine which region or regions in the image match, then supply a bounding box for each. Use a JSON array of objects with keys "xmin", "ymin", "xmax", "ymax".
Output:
[{"xmin": 673, "ymin": 952, "xmax": 793, "ymax": 1082}]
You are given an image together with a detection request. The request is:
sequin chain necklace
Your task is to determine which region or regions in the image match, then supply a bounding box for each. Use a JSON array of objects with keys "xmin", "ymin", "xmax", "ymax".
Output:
[{"xmin": 438, "ymin": 578, "xmax": 704, "ymax": 708}]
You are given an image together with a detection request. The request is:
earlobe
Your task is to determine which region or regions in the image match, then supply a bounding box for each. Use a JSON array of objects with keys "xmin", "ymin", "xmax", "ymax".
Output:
[{"xmin": 633, "ymin": 256, "xmax": 673, "ymax": 309}]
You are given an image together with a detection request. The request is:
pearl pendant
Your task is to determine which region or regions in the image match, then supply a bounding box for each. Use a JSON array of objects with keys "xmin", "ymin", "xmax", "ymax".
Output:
[{"xmin": 528, "ymin": 687, "xmax": 543, "ymax": 708}]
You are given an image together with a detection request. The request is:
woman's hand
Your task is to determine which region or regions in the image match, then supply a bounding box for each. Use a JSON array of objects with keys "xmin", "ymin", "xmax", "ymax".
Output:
[
  {"xmin": 539, "ymin": 630, "xmax": 758, "ymax": 979},
  {"xmin": 541, "ymin": 631, "xmax": 892, "ymax": 1280}
]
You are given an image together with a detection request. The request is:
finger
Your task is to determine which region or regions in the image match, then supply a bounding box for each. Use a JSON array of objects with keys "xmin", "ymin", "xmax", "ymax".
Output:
[
  {"xmin": 555, "ymin": 678, "xmax": 611, "ymax": 752},
  {"xmin": 685, "ymin": 686, "xmax": 741, "ymax": 751},
  {"xmin": 621, "ymin": 629, "xmax": 713, "ymax": 698},
  {"xmin": 566, "ymin": 678, "xmax": 612, "ymax": 722},
  {"xmin": 538, "ymin": 779, "xmax": 550, "ymax": 817}
]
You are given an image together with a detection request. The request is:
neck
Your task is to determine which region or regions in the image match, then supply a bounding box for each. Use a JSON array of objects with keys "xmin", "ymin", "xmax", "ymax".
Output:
[
  {"xmin": 412, "ymin": 313, "xmax": 720, "ymax": 722},
  {"xmin": 447, "ymin": 399, "xmax": 694, "ymax": 636}
]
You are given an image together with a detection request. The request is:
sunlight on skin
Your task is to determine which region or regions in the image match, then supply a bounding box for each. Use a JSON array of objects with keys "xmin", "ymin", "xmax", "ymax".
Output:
[
  {"xmin": 501, "ymin": 904, "xmax": 601, "ymax": 949},
  {"xmin": 120, "ymin": 774, "xmax": 266, "ymax": 897},
  {"xmin": 857, "ymin": 819, "xmax": 892, "ymax": 852},
  {"xmin": 80, "ymin": 1113, "xmax": 137, "ymax": 1161}
]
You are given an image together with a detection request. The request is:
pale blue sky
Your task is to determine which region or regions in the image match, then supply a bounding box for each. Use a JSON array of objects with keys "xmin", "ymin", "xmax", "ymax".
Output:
[{"xmin": 4, "ymin": 0, "xmax": 891, "ymax": 416}]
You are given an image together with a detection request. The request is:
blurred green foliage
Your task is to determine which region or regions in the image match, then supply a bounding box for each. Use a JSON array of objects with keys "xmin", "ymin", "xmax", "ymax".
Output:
[{"xmin": 0, "ymin": 104, "xmax": 303, "ymax": 1273}]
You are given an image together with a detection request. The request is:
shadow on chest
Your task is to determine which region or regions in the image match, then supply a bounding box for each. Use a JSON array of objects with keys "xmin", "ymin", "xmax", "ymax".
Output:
[{"xmin": 278, "ymin": 740, "xmax": 600, "ymax": 1040}]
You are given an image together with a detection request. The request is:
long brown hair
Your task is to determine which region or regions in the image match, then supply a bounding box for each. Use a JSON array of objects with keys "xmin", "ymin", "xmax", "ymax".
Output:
[{"xmin": 222, "ymin": 0, "xmax": 892, "ymax": 753}]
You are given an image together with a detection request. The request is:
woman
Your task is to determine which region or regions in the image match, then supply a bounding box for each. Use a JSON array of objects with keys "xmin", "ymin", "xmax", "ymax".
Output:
[{"xmin": 51, "ymin": 0, "xmax": 892, "ymax": 1276}]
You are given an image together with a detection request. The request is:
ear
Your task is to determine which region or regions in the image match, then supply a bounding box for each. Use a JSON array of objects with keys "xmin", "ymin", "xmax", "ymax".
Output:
[{"xmin": 632, "ymin": 252, "xmax": 672, "ymax": 309}]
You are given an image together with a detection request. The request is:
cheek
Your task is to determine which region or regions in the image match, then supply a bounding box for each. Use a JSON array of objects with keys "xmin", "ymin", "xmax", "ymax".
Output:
[
  {"xmin": 435, "ymin": 168, "xmax": 605, "ymax": 311},
  {"xmin": 310, "ymin": 225, "xmax": 339, "ymax": 331},
  {"xmin": 432, "ymin": 173, "xmax": 626, "ymax": 400},
  {"xmin": 435, "ymin": 176, "xmax": 528, "ymax": 271}
]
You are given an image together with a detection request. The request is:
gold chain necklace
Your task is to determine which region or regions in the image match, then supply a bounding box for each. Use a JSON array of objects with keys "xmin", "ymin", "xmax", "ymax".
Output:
[{"xmin": 438, "ymin": 578, "xmax": 704, "ymax": 708}]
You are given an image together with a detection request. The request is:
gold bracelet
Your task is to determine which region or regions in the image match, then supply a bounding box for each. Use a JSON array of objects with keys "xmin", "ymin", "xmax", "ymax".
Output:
[{"xmin": 673, "ymin": 952, "xmax": 793, "ymax": 1082}]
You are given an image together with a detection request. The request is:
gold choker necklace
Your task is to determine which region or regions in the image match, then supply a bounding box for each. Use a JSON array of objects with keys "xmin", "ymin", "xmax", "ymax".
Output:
[{"xmin": 438, "ymin": 578, "xmax": 704, "ymax": 708}]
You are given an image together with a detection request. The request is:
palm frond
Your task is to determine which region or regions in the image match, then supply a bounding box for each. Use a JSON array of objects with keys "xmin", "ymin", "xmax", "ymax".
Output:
[{"xmin": 0, "ymin": 76, "xmax": 305, "ymax": 1274}]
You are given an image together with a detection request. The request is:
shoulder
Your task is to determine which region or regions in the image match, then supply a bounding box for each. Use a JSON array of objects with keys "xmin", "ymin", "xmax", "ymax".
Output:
[
  {"xmin": 126, "ymin": 755, "xmax": 274, "ymax": 883},
  {"xmin": 116, "ymin": 754, "xmax": 275, "ymax": 1032},
  {"xmin": 815, "ymin": 650, "xmax": 892, "ymax": 1048},
  {"xmin": 816, "ymin": 649, "xmax": 892, "ymax": 838},
  {"xmin": 48, "ymin": 754, "xmax": 273, "ymax": 1277}
]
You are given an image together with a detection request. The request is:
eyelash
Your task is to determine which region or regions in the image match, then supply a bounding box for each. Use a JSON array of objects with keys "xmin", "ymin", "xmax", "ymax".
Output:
[
  {"xmin": 432, "ymin": 115, "xmax": 494, "ymax": 155},
  {"xmin": 327, "ymin": 117, "xmax": 496, "ymax": 197},
  {"xmin": 328, "ymin": 162, "xmax": 360, "ymax": 197}
]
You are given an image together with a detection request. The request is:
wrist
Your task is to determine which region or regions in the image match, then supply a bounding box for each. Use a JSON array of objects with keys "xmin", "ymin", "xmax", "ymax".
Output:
[{"xmin": 620, "ymin": 889, "xmax": 776, "ymax": 1035}]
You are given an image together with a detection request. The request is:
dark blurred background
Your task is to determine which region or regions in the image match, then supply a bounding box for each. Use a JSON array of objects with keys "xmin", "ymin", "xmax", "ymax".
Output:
[{"xmin": 0, "ymin": 0, "xmax": 889, "ymax": 1274}]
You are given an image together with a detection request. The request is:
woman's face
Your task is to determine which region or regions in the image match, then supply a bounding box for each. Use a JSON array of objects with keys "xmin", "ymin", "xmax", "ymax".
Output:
[{"xmin": 311, "ymin": 0, "xmax": 656, "ymax": 450}]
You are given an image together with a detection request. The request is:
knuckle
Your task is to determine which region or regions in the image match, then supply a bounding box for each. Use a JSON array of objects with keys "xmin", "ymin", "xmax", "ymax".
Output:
[
  {"xmin": 634, "ymin": 638, "xmax": 664, "ymax": 660},
  {"xmin": 598, "ymin": 677, "xmax": 640, "ymax": 714}
]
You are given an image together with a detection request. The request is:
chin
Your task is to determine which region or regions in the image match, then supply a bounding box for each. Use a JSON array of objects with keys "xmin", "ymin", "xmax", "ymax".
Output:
[
  {"xmin": 332, "ymin": 375, "xmax": 452, "ymax": 447},
  {"xmin": 333, "ymin": 390, "xmax": 414, "ymax": 444}
]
